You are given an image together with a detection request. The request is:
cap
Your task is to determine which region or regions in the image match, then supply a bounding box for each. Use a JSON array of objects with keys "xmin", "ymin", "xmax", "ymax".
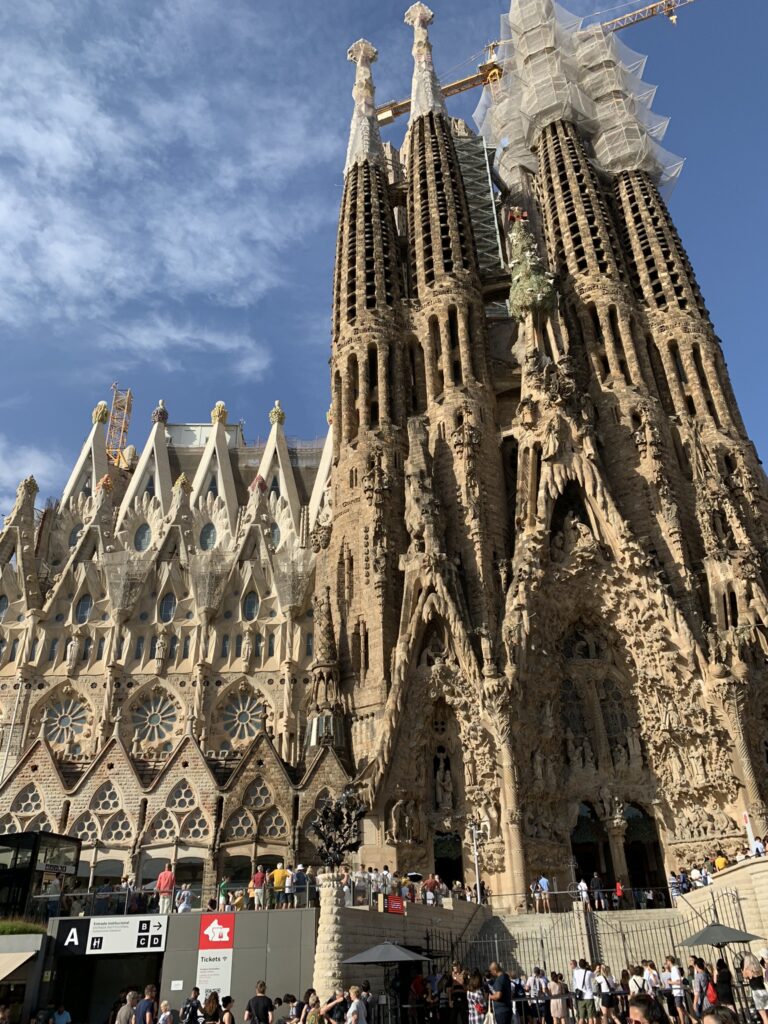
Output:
[{"xmin": 297, "ymin": 865, "xmax": 305, "ymax": 870}]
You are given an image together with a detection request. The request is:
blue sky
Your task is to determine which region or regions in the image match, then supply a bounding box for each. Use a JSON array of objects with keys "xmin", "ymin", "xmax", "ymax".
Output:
[{"xmin": 0, "ymin": 0, "xmax": 766, "ymax": 511}]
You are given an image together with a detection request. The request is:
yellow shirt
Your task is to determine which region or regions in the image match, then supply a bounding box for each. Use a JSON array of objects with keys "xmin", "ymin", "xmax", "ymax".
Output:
[
  {"xmin": 271, "ymin": 868, "xmax": 289, "ymax": 891},
  {"xmin": 715, "ymin": 855, "xmax": 728, "ymax": 872}
]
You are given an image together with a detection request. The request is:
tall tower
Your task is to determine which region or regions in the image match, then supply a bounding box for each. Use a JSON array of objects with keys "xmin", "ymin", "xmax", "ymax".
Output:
[{"xmin": 321, "ymin": 40, "xmax": 408, "ymax": 726}]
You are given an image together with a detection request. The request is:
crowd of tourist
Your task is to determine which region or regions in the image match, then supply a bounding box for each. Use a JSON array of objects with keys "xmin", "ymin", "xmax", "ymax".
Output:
[{"xmin": 86, "ymin": 949, "xmax": 768, "ymax": 1024}]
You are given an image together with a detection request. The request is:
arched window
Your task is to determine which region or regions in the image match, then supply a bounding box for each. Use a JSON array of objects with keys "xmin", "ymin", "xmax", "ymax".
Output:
[
  {"xmin": 75, "ymin": 593, "xmax": 93, "ymax": 624},
  {"xmin": 199, "ymin": 523, "xmax": 216, "ymax": 550},
  {"xmin": 134, "ymin": 523, "xmax": 152, "ymax": 551},
  {"xmin": 243, "ymin": 592, "xmax": 259, "ymax": 621},
  {"xmin": 270, "ymin": 523, "xmax": 280, "ymax": 548},
  {"xmin": 68, "ymin": 525, "xmax": 82, "ymax": 548},
  {"xmin": 267, "ymin": 633, "xmax": 275, "ymax": 657},
  {"xmin": 0, "ymin": 595, "xmax": 7, "ymax": 622},
  {"xmin": 207, "ymin": 475, "xmax": 218, "ymax": 498},
  {"xmin": 144, "ymin": 475, "xmax": 155, "ymax": 498},
  {"xmin": 159, "ymin": 593, "xmax": 177, "ymax": 623}
]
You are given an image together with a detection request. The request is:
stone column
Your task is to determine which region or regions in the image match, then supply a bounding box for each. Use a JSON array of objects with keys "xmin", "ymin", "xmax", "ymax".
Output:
[
  {"xmin": 605, "ymin": 818, "xmax": 629, "ymax": 885},
  {"xmin": 489, "ymin": 694, "xmax": 526, "ymax": 910},
  {"xmin": 720, "ymin": 677, "xmax": 768, "ymax": 833},
  {"xmin": 313, "ymin": 870, "xmax": 346, "ymax": 994}
]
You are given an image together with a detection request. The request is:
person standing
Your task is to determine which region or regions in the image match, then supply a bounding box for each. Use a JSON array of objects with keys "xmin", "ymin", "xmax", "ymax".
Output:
[
  {"xmin": 549, "ymin": 974, "xmax": 567, "ymax": 1024},
  {"xmin": 664, "ymin": 957, "xmax": 689, "ymax": 1024},
  {"xmin": 245, "ymin": 982, "xmax": 274, "ymax": 1024},
  {"xmin": 714, "ymin": 959, "xmax": 734, "ymax": 1010},
  {"xmin": 48, "ymin": 1003, "xmax": 71, "ymax": 1024},
  {"xmin": 590, "ymin": 873, "xmax": 605, "ymax": 911},
  {"xmin": 222, "ymin": 998, "xmax": 236, "ymax": 1024},
  {"xmin": 136, "ymin": 986, "xmax": 158, "ymax": 1024},
  {"xmin": 467, "ymin": 971, "xmax": 487, "ymax": 1024},
  {"xmin": 741, "ymin": 954, "xmax": 768, "ymax": 1024},
  {"xmin": 321, "ymin": 990, "xmax": 348, "ymax": 1024},
  {"xmin": 203, "ymin": 993, "xmax": 222, "ymax": 1023},
  {"xmin": 489, "ymin": 963, "xmax": 513, "ymax": 1024},
  {"xmin": 155, "ymin": 863, "xmax": 176, "ymax": 915},
  {"xmin": 594, "ymin": 966, "xmax": 620, "ymax": 1024},
  {"xmin": 251, "ymin": 865, "xmax": 266, "ymax": 910},
  {"xmin": 346, "ymin": 988, "xmax": 368, "ymax": 1024},
  {"xmin": 691, "ymin": 959, "xmax": 714, "ymax": 1021},
  {"xmin": 270, "ymin": 864, "xmax": 290, "ymax": 909},
  {"xmin": 159, "ymin": 1002, "xmax": 173, "ymax": 1024},
  {"xmin": 572, "ymin": 959, "xmax": 595, "ymax": 1024},
  {"xmin": 538, "ymin": 875, "xmax": 551, "ymax": 913},
  {"xmin": 180, "ymin": 987, "xmax": 203, "ymax": 1024},
  {"xmin": 117, "ymin": 994, "xmax": 140, "ymax": 1024},
  {"xmin": 218, "ymin": 875, "xmax": 231, "ymax": 911}
]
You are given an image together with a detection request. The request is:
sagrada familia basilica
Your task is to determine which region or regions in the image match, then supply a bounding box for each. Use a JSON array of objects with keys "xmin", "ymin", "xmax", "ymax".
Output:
[{"xmin": 0, "ymin": 0, "xmax": 765, "ymax": 904}]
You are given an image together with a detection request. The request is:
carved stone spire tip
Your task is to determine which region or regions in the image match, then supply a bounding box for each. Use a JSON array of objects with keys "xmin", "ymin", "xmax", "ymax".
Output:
[
  {"xmin": 405, "ymin": 2, "xmax": 445, "ymax": 121},
  {"xmin": 404, "ymin": 2, "xmax": 434, "ymax": 28},
  {"xmin": 344, "ymin": 37, "xmax": 385, "ymax": 174},
  {"xmin": 347, "ymin": 38, "xmax": 378, "ymax": 65}
]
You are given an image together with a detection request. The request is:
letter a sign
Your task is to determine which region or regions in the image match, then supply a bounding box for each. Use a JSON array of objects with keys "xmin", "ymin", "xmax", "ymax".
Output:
[{"xmin": 55, "ymin": 919, "xmax": 89, "ymax": 955}]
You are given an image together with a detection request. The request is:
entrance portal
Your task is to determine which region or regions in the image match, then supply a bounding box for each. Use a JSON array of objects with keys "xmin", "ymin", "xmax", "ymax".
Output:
[
  {"xmin": 571, "ymin": 803, "xmax": 614, "ymax": 883},
  {"xmin": 624, "ymin": 804, "xmax": 666, "ymax": 894},
  {"xmin": 433, "ymin": 832, "xmax": 463, "ymax": 887}
]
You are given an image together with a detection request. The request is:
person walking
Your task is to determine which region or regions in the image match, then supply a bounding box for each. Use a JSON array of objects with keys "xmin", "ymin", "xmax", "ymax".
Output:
[
  {"xmin": 222, "ymin": 998, "xmax": 235, "ymax": 1024},
  {"xmin": 136, "ymin": 986, "xmax": 158, "ymax": 1024},
  {"xmin": 467, "ymin": 971, "xmax": 487, "ymax": 1024},
  {"xmin": 594, "ymin": 965, "xmax": 620, "ymax": 1024},
  {"xmin": 159, "ymin": 1002, "xmax": 173, "ymax": 1024},
  {"xmin": 692, "ymin": 959, "xmax": 714, "ymax": 1021},
  {"xmin": 155, "ymin": 863, "xmax": 176, "ymax": 915},
  {"xmin": 117, "ymin": 993, "xmax": 139, "ymax": 1024}
]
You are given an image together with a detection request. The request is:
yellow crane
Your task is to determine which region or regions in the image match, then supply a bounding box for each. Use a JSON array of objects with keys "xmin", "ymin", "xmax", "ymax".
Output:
[
  {"xmin": 106, "ymin": 381, "xmax": 133, "ymax": 466},
  {"xmin": 376, "ymin": 0, "xmax": 697, "ymax": 125}
]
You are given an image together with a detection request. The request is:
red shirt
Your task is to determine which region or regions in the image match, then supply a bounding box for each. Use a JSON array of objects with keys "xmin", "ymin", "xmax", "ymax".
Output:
[
  {"xmin": 156, "ymin": 869, "xmax": 175, "ymax": 894},
  {"xmin": 422, "ymin": 878, "xmax": 438, "ymax": 892},
  {"xmin": 252, "ymin": 871, "xmax": 266, "ymax": 890}
]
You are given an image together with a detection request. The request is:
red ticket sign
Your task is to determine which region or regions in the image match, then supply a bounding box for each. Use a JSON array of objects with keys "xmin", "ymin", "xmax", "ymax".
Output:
[{"xmin": 199, "ymin": 913, "xmax": 235, "ymax": 950}]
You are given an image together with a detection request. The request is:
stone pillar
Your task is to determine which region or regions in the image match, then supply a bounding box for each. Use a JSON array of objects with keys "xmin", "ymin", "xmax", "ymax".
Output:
[
  {"xmin": 605, "ymin": 818, "xmax": 629, "ymax": 885},
  {"xmin": 720, "ymin": 677, "xmax": 768, "ymax": 834},
  {"xmin": 313, "ymin": 870, "xmax": 346, "ymax": 994}
]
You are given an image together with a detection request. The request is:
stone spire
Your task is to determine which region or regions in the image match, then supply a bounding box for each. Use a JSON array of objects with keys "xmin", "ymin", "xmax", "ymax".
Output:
[
  {"xmin": 344, "ymin": 39, "xmax": 385, "ymax": 174},
  {"xmin": 404, "ymin": 3, "xmax": 446, "ymax": 122}
]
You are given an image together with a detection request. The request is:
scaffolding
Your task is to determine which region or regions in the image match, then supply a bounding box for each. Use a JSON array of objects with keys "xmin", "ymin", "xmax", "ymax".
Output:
[
  {"xmin": 106, "ymin": 381, "xmax": 133, "ymax": 465},
  {"xmin": 473, "ymin": 0, "xmax": 684, "ymax": 195}
]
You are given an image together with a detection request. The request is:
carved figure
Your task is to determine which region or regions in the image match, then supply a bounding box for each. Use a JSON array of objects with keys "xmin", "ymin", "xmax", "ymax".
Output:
[{"xmin": 435, "ymin": 753, "xmax": 454, "ymax": 811}]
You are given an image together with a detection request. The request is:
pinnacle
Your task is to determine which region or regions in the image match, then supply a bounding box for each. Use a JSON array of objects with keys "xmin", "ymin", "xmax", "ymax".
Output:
[
  {"xmin": 344, "ymin": 37, "xmax": 386, "ymax": 175},
  {"xmin": 404, "ymin": 1, "xmax": 446, "ymax": 123}
]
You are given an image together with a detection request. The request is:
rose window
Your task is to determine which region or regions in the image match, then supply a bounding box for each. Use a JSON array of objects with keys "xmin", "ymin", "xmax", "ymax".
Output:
[
  {"xmin": 145, "ymin": 810, "xmax": 175, "ymax": 842},
  {"xmin": 45, "ymin": 698, "xmax": 88, "ymax": 747},
  {"xmin": 11, "ymin": 784, "xmax": 42, "ymax": 816},
  {"xmin": 167, "ymin": 781, "xmax": 196, "ymax": 812},
  {"xmin": 28, "ymin": 813, "xmax": 52, "ymax": 832},
  {"xmin": 71, "ymin": 813, "xmax": 99, "ymax": 842},
  {"xmin": 102, "ymin": 812, "xmax": 132, "ymax": 843},
  {"xmin": 0, "ymin": 814, "xmax": 18, "ymax": 835},
  {"xmin": 258, "ymin": 808, "xmax": 287, "ymax": 840},
  {"xmin": 180, "ymin": 810, "xmax": 209, "ymax": 840},
  {"xmin": 243, "ymin": 776, "xmax": 272, "ymax": 810},
  {"xmin": 132, "ymin": 693, "xmax": 178, "ymax": 742},
  {"xmin": 222, "ymin": 692, "xmax": 266, "ymax": 741},
  {"xmin": 222, "ymin": 809, "xmax": 254, "ymax": 841},
  {"xmin": 91, "ymin": 782, "xmax": 120, "ymax": 814}
]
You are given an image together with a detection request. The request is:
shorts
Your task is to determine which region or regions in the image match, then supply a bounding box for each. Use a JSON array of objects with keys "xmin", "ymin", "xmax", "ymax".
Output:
[
  {"xmin": 752, "ymin": 991, "xmax": 768, "ymax": 1011},
  {"xmin": 674, "ymin": 997, "xmax": 685, "ymax": 1009},
  {"xmin": 600, "ymin": 995, "xmax": 615, "ymax": 1010},
  {"xmin": 576, "ymin": 1000, "xmax": 594, "ymax": 1020}
]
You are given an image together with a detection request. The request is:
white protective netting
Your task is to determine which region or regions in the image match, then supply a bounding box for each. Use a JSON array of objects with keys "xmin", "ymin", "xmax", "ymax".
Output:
[{"xmin": 473, "ymin": 0, "xmax": 684, "ymax": 194}]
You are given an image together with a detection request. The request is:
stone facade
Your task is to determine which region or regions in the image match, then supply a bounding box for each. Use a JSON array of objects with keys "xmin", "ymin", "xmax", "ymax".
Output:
[{"xmin": 1, "ymin": 0, "xmax": 767, "ymax": 904}]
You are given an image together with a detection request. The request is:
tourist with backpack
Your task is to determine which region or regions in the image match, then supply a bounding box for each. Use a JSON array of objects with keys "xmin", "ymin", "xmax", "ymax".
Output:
[{"xmin": 180, "ymin": 988, "xmax": 203, "ymax": 1024}]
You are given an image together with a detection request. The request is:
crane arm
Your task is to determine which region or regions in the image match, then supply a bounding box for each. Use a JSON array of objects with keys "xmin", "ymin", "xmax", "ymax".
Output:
[{"xmin": 375, "ymin": 0, "xmax": 696, "ymax": 125}]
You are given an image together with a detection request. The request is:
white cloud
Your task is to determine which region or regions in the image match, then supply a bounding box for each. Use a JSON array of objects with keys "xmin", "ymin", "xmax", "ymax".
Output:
[
  {"xmin": 0, "ymin": 0, "xmax": 342, "ymax": 354},
  {"xmin": 99, "ymin": 316, "xmax": 271, "ymax": 380},
  {"xmin": 0, "ymin": 434, "xmax": 63, "ymax": 514}
]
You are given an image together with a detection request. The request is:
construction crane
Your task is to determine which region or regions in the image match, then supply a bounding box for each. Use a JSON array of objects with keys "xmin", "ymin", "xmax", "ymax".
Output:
[
  {"xmin": 376, "ymin": 0, "xmax": 696, "ymax": 125},
  {"xmin": 105, "ymin": 381, "xmax": 133, "ymax": 466}
]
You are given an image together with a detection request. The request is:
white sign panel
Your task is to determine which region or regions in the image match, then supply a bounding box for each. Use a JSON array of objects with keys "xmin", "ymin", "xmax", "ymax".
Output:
[
  {"xmin": 196, "ymin": 914, "xmax": 235, "ymax": 999},
  {"xmin": 86, "ymin": 916, "xmax": 167, "ymax": 955}
]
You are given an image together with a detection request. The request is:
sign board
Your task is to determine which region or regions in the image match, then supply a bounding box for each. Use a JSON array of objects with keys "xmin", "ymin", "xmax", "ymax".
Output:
[
  {"xmin": 383, "ymin": 895, "xmax": 405, "ymax": 915},
  {"xmin": 56, "ymin": 916, "xmax": 167, "ymax": 956},
  {"xmin": 196, "ymin": 914, "xmax": 235, "ymax": 999},
  {"xmin": 41, "ymin": 862, "xmax": 77, "ymax": 876}
]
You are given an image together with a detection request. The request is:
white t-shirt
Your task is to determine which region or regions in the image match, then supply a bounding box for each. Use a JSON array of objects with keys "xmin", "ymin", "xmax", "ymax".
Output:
[
  {"xmin": 346, "ymin": 1000, "xmax": 367, "ymax": 1024},
  {"xmin": 573, "ymin": 969, "xmax": 593, "ymax": 998},
  {"xmin": 596, "ymin": 975, "xmax": 613, "ymax": 994},
  {"xmin": 669, "ymin": 967, "xmax": 684, "ymax": 997}
]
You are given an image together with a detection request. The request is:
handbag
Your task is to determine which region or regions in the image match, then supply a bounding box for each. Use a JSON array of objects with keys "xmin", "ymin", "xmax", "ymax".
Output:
[{"xmin": 705, "ymin": 980, "xmax": 718, "ymax": 1005}]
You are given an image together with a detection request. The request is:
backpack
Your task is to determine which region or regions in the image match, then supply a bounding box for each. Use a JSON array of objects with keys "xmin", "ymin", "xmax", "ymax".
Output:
[
  {"xmin": 705, "ymin": 979, "xmax": 718, "ymax": 1006},
  {"xmin": 181, "ymin": 1001, "xmax": 199, "ymax": 1024}
]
